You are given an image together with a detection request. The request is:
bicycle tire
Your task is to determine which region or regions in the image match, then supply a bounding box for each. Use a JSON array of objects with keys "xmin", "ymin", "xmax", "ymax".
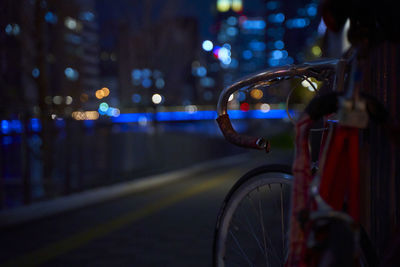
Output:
[{"xmin": 213, "ymin": 164, "xmax": 293, "ymax": 267}]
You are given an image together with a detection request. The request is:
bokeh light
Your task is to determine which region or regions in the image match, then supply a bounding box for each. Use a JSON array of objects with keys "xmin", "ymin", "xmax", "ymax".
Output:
[
  {"xmin": 152, "ymin": 94, "xmax": 163, "ymax": 104},
  {"xmin": 250, "ymin": 89, "xmax": 263, "ymax": 100}
]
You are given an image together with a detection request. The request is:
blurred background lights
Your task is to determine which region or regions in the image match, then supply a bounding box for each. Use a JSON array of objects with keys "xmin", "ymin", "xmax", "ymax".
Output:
[
  {"xmin": 240, "ymin": 102, "xmax": 250, "ymax": 112},
  {"xmin": 242, "ymin": 50, "xmax": 253, "ymax": 60},
  {"xmin": 45, "ymin": 12, "xmax": 58, "ymax": 24},
  {"xmin": 226, "ymin": 27, "xmax": 238, "ymax": 36},
  {"xmin": 101, "ymin": 87, "xmax": 110, "ymax": 97},
  {"xmin": 64, "ymin": 67, "xmax": 79, "ymax": 81},
  {"xmin": 53, "ymin": 96, "xmax": 63, "ymax": 105},
  {"xmin": 307, "ymin": 4, "xmax": 317, "ymax": 16},
  {"xmin": 95, "ymin": 90, "xmax": 104, "ymax": 99},
  {"xmin": 65, "ymin": 96, "xmax": 73, "ymax": 105},
  {"xmin": 227, "ymin": 16, "xmax": 237, "ymax": 26},
  {"xmin": 64, "ymin": 17, "xmax": 77, "ymax": 30},
  {"xmin": 142, "ymin": 78, "xmax": 152, "ymax": 88},
  {"xmin": 131, "ymin": 69, "xmax": 141, "ymax": 80},
  {"xmin": 80, "ymin": 93, "xmax": 89, "ymax": 102},
  {"xmin": 1, "ymin": 120, "xmax": 10, "ymax": 135},
  {"xmin": 274, "ymin": 40, "xmax": 284, "ymax": 49},
  {"xmin": 302, "ymin": 79, "xmax": 318, "ymax": 91},
  {"xmin": 185, "ymin": 105, "xmax": 198, "ymax": 114},
  {"xmin": 318, "ymin": 19, "xmax": 327, "ymax": 36},
  {"xmin": 231, "ymin": 0, "xmax": 243, "ymax": 12},
  {"xmin": 132, "ymin": 93, "xmax": 142, "ymax": 103},
  {"xmin": 5, "ymin": 24, "xmax": 12, "ymax": 35},
  {"xmin": 202, "ymin": 40, "xmax": 213, "ymax": 51},
  {"xmin": 260, "ymin": 103, "xmax": 271, "ymax": 113},
  {"xmin": 32, "ymin": 68, "xmax": 40, "ymax": 78},
  {"xmin": 152, "ymin": 94, "xmax": 163, "ymax": 104},
  {"xmin": 238, "ymin": 91, "xmax": 246, "ymax": 101},
  {"xmin": 250, "ymin": 89, "xmax": 263, "ymax": 100},
  {"xmin": 99, "ymin": 102, "xmax": 109, "ymax": 112},
  {"xmin": 155, "ymin": 78, "xmax": 165, "ymax": 89},
  {"xmin": 217, "ymin": 0, "xmax": 230, "ymax": 12},
  {"xmin": 311, "ymin": 45, "xmax": 322, "ymax": 57}
]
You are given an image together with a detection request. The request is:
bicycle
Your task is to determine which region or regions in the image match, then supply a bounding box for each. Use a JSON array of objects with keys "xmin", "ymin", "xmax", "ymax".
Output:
[{"xmin": 212, "ymin": 49, "xmax": 394, "ymax": 266}]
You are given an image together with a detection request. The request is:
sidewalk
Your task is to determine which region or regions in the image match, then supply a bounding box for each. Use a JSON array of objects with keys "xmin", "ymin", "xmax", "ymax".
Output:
[{"xmin": 0, "ymin": 153, "xmax": 250, "ymax": 228}]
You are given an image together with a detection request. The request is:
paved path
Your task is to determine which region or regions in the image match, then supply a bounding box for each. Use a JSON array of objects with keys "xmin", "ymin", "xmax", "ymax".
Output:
[{"xmin": 0, "ymin": 150, "xmax": 292, "ymax": 267}]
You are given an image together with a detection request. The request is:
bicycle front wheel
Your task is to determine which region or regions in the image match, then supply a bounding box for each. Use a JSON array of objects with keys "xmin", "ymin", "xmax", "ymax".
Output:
[{"xmin": 213, "ymin": 165, "xmax": 292, "ymax": 267}]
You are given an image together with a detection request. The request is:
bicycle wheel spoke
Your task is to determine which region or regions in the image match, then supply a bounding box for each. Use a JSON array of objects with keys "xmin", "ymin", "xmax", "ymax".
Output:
[
  {"xmin": 257, "ymin": 187, "xmax": 269, "ymax": 266},
  {"xmin": 229, "ymin": 230, "xmax": 255, "ymax": 267},
  {"xmin": 214, "ymin": 172, "xmax": 292, "ymax": 267}
]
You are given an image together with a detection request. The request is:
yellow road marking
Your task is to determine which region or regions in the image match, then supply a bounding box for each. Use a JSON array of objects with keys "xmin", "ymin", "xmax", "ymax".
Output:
[{"xmin": 2, "ymin": 170, "xmax": 235, "ymax": 267}]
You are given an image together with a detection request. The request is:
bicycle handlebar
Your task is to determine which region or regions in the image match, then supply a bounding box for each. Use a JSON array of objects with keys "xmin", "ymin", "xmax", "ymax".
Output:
[{"xmin": 216, "ymin": 59, "xmax": 339, "ymax": 151}]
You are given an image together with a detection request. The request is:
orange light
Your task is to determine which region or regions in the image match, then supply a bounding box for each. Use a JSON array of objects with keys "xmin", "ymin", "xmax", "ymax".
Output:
[
  {"xmin": 101, "ymin": 87, "xmax": 110, "ymax": 97},
  {"xmin": 232, "ymin": 0, "xmax": 243, "ymax": 12},
  {"xmin": 95, "ymin": 90, "xmax": 104, "ymax": 99},
  {"xmin": 80, "ymin": 93, "xmax": 89, "ymax": 102},
  {"xmin": 250, "ymin": 89, "xmax": 263, "ymax": 100}
]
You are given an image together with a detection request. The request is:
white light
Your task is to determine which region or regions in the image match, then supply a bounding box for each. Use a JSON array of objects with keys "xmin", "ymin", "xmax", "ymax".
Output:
[
  {"xmin": 260, "ymin": 103, "xmax": 271, "ymax": 113},
  {"xmin": 65, "ymin": 96, "xmax": 73, "ymax": 105},
  {"xmin": 202, "ymin": 40, "xmax": 213, "ymax": 51},
  {"xmin": 185, "ymin": 105, "xmax": 198, "ymax": 114},
  {"xmin": 301, "ymin": 80, "xmax": 318, "ymax": 91},
  {"xmin": 218, "ymin": 47, "xmax": 231, "ymax": 62},
  {"xmin": 53, "ymin": 96, "xmax": 63, "ymax": 105},
  {"xmin": 152, "ymin": 93, "xmax": 162, "ymax": 104},
  {"xmin": 65, "ymin": 17, "xmax": 77, "ymax": 30},
  {"xmin": 228, "ymin": 94, "xmax": 234, "ymax": 102}
]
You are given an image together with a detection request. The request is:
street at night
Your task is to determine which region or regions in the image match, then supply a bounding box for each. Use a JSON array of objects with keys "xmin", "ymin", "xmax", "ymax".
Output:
[
  {"xmin": 0, "ymin": 151, "xmax": 291, "ymax": 266},
  {"xmin": 2, "ymin": 0, "xmax": 400, "ymax": 265}
]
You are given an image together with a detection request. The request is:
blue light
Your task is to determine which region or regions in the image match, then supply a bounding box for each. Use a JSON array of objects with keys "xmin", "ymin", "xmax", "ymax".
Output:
[
  {"xmin": 1, "ymin": 120, "xmax": 10, "ymax": 134},
  {"xmin": 242, "ymin": 20, "xmax": 266, "ymax": 30},
  {"xmin": 266, "ymin": 1, "xmax": 278, "ymax": 10},
  {"xmin": 142, "ymin": 69, "xmax": 152, "ymax": 77},
  {"xmin": 196, "ymin": 67, "xmax": 207, "ymax": 77},
  {"xmin": 111, "ymin": 109, "xmax": 289, "ymax": 123},
  {"xmin": 268, "ymin": 58, "xmax": 279, "ymax": 66},
  {"xmin": 5, "ymin": 24, "xmax": 12, "ymax": 35},
  {"xmin": 45, "ymin": 12, "xmax": 58, "ymax": 24},
  {"xmin": 80, "ymin": 11, "xmax": 95, "ymax": 21},
  {"xmin": 274, "ymin": 40, "xmax": 284, "ymax": 49},
  {"xmin": 99, "ymin": 102, "xmax": 109, "ymax": 112},
  {"xmin": 238, "ymin": 91, "xmax": 246, "ymax": 101},
  {"xmin": 30, "ymin": 118, "xmax": 41, "ymax": 132},
  {"xmin": 227, "ymin": 27, "xmax": 238, "ymax": 36},
  {"xmin": 318, "ymin": 19, "xmax": 327, "ymax": 35},
  {"xmin": 242, "ymin": 50, "xmax": 253, "ymax": 60},
  {"xmin": 249, "ymin": 41, "xmax": 266, "ymax": 51},
  {"xmin": 286, "ymin": 18, "xmax": 310, "ymax": 29},
  {"xmin": 64, "ymin": 67, "xmax": 79, "ymax": 81},
  {"xmin": 142, "ymin": 78, "xmax": 152, "ymax": 88},
  {"xmin": 55, "ymin": 118, "xmax": 65, "ymax": 128},
  {"xmin": 10, "ymin": 120, "xmax": 23, "ymax": 133},
  {"xmin": 131, "ymin": 69, "xmax": 141, "ymax": 80},
  {"xmin": 132, "ymin": 94, "xmax": 142, "ymax": 103},
  {"xmin": 227, "ymin": 16, "xmax": 237, "ymax": 25},
  {"xmin": 2, "ymin": 136, "xmax": 12, "ymax": 145},
  {"xmin": 202, "ymin": 40, "xmax": 213, "ymax": 51},
  {"xmin": 307, "ymin": 5, "xmax": 317, "ymax": 17},
  {"xmin": 32, "ymin": 68, "xmax": 40, "ymax": 78},
  {"xmin": 272, "ymin": 50, "xmax": 283, "ymax": 59},
  {"xmin": 269, "ymin": 13, "xmax": 285, "ymax": 24}
]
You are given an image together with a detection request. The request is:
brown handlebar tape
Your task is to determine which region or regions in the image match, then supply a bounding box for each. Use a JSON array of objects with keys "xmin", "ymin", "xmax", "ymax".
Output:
[{"xmin": 216, "ymin": 114, "xmax": 270, "ymax": 153}]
